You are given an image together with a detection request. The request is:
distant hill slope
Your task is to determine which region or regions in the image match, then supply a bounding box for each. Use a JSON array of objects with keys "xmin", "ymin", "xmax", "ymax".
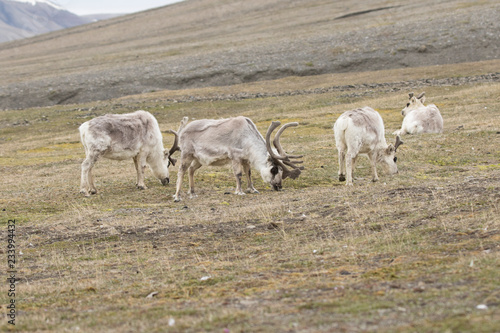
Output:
[
  {"xmin": 0, "ymin": 0, "xmax": 92, "ymax": 42},
  {"xmin": 0, "ymin": 0, "xmax": 499, "ymax": 109}
]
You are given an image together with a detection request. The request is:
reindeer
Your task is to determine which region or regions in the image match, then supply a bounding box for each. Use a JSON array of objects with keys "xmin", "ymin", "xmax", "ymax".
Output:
[
  {"xmin": 334, "ymin": 107, "xmax": 403, "ymax": 185},
  {"xmin": 393, "ymin": 92, "xmax": 443, "ymax": 135},
  {"xmin": 173, "ymin": 116, "xmax": 303, "ymax": 201},
  {"xmin": 79, "ymin": 110, "xmax": 182, "ymax": 196}
]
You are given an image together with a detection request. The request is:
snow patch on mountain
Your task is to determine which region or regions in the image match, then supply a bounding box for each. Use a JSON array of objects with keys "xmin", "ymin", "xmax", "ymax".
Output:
[{"xmin": 7, "ymin": 0, "xmax": 65, "ymax": 11}]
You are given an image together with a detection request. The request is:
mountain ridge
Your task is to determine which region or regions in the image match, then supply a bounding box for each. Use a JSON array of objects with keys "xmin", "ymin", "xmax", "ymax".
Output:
[{"xmin": 0, "ymin": 0, "xmax": 120, "ymax": 42}]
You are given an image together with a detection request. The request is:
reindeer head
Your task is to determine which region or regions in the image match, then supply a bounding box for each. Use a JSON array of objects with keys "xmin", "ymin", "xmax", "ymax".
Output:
[
  {"xmin": 402, "ymin": 92, "xmax": 426, "ymax": 116},
  {"xmin": 263, "ymin": 121, "xmax": 304, "ymax": 191},
  {"xmin": 378, "ymin": 135, "xmax": 403, "ymax": 175},
  {"xmin": 153, "ymin": 129, "xmax": 180, "ymax": 186}
]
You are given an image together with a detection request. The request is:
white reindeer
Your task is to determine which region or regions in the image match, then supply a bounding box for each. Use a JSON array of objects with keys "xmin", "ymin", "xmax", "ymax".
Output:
[
  {"xmin": 334, "ymin": 107, "xmax": 403, "ymax": 185},
  {"xmin": 173, "ymin": 116, "xmax": 303, "ymax": 202},
  {"xmin": 79, "ymin": 110, "xmax": 181, "ymax": 196},
  {"xmin": 393, "ymin": 92, "xmax": 443, "ymax": 135}
]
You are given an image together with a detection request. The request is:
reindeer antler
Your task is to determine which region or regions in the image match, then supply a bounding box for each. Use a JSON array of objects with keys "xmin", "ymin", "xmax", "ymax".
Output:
[
  {"xmin": 166, "ymin": 117, "xmax": 188, "ymax": 166},
  {"xmin": 273, "ymin": 122, "xmax": 304, "ymax": 159},
  {"xmin": 265, "ymin": 121, "xmax": 304, "ymax": 179},
  {"xmin": 408, "ymin": 92, "xmax": 414, "ymax": 99},
  {"xmin": 166, "ymin": 129, "xmax": 180, "ymax": 166},
  {"xmin": 394, "ymin": 135, "xmax": 403, "ymax": 152}
]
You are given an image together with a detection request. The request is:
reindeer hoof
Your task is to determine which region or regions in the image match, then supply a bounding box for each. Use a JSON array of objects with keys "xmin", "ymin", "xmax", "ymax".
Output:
[
  {"xmin": 80, "ymin": 190, "xmax": 91, "ymax": 197},
  {"xmin": 339, "ymin": 175, "xmax": 346, "ymax": 182},
  {"xmin": 137, "ymin": 185, "xmax": 147, "ymax": 190}
]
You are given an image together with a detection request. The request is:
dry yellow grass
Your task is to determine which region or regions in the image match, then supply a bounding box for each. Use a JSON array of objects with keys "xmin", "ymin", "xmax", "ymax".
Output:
[{"xmin": 0, "ymin": 64, "xmax": 499, "ymax": 332}]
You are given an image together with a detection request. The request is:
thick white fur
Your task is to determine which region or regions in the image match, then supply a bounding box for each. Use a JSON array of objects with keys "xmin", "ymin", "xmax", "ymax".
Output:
[
  {"xmin": 334, "ymin": 107, "xmax": 399, "ymax": 185},
  {"xmin": 173, "ymin": 116, "xmax": 296, "ymax": 201},
  {"xmin": 79, "ymin": 110, "xmax": 172, "ymax": 196},
  {"xmin": 394, "ymin": 93, "xmax": 443, "ymax": 135}
]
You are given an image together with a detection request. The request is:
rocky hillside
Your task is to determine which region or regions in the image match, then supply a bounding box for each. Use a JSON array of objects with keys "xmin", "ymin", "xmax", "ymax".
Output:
[{"xmin": 0, "ymin": 0, "xmax": 499, "ymax": 110}]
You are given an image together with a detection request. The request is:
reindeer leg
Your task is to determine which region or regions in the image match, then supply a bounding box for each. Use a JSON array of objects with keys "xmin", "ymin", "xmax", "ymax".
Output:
[
  {"xmin": 174, "ymin": 155, "xmax": 192, "ymax": 202},
  {"xmin": 345, "ymin": 151, "xmax": 354, "ymax": 186},
  {"xmin": 133, "ymin": 156, "xmax": 140, "ymax": 187},
  {"xmin": 243, "ymin": 162, "xmax": 259, "ymax": 193},
  {"xmin": 80, "ymin": 152, "xmax": 99, "ymax": 196},
  {"xmin": 232, "ymin": 160, "xmax": 245, "ymax": 195},
  {"xmin": 188, "ymin": 160, "xmax": 202, "ymax": 199},
  {"xmin": 80, "ymin": 157, "xmax": 92, "ymax": 196},
  {"xmin": 338, "ymin": 147, "xmax": 346, "ymax": 182},
  {"xmin": 368, "ymin": 152, "xmax": 379, "ymax": 183},
  {"xmin": 136, "ymin": 154, "xmax": 148, "ymax": 190}
]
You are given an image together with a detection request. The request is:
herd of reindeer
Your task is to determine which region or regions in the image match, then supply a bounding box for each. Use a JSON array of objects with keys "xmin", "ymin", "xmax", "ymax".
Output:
[{"xmin": 78, "ymin": 92, "xmax": 444, "ymax": 201}]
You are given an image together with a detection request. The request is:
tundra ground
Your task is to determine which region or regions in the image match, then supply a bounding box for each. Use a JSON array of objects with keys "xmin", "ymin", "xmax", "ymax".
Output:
[{"xmin": 0, "ymin": 61, "xmax": 499, "ymax": 332}]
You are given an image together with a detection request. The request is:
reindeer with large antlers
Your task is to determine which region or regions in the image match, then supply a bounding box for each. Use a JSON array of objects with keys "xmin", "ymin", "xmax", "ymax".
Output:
[{"xmin": 173, "ymin": 116, "xmax": 303, "ymax": 202}]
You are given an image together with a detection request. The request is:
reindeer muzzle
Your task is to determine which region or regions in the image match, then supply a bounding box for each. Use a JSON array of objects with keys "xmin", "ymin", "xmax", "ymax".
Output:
[{"xmin": 272, "ymin": 184, "xmax": 282, "ymax": 191}]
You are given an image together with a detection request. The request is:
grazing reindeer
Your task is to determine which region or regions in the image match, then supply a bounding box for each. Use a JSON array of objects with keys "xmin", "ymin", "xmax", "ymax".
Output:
[
  {"xmin": 79, "ymin": 110, "xmax": 181, "ymax": 196},
  {"xmin": 334, "ymin": 107, "xmax": 403, "ymax": 185},
  {"xmin": 393, "ymin": 92, "xmax": 443, "ymax": 135},
  {"xmin": 173, "ymin": 116, "xmax": 303, "ymax": 201}
]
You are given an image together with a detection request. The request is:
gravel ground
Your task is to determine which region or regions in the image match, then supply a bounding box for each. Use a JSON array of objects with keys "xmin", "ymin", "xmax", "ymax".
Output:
[
  {"xmin": 126, "ymin": 73, "xmax": 500, "ymax": 104},
  {"xmin": 0, "ymin": 0, "xmax": 499, "ymax": 109}
]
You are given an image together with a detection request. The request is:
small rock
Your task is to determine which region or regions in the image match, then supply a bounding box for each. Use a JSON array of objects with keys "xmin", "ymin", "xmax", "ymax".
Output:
[
  {"xmin": 417, "ymin": 45, "xmax": 427, "ymax": 53},
  {"xmin": 413, "ymin": 281, "xmax": 425, "ymax": 293},
  {"xmin": 268, "ymin": 222, "xmax": 283, "ymax": 229}
]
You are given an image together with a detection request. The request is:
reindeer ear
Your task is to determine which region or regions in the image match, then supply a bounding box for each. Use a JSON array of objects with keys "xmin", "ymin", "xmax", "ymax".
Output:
[
  {"xmin": 417, "ymin": 92, "xmax": 426, "ymax": 104},
  {"xmin": 386, "ymin": 144, "xmax": 395, "ymax": 154}
]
